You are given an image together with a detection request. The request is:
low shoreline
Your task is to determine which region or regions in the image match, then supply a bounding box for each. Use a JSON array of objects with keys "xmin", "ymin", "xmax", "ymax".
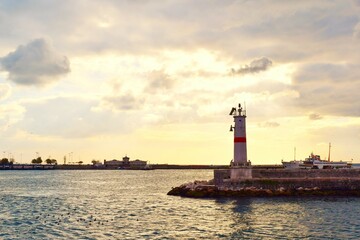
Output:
[{"xmin": 0, "ymin": 164, "xmax": 232, "ymax": 170}]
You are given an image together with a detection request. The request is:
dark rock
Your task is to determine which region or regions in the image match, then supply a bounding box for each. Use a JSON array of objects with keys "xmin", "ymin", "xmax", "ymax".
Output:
[{"xmin": 168, "ymin": 178, "xmax": 360, "ymax": 198}]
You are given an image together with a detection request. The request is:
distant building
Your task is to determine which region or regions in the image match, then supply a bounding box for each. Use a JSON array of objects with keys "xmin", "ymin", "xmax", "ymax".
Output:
[
  {"xmin": 93, "ymin": 162, "xmax": 103, "ymax": 167},
  {"xmin": 104, "ymin": 159, "xmax": 124, "ymax": 167},
  {"xmin": 104, "ymin": 156, "xmax": 147, "ymax": 169},
  {"xmin": 130, "ymin": 159, "xmax": 147, "ymax": 167}
]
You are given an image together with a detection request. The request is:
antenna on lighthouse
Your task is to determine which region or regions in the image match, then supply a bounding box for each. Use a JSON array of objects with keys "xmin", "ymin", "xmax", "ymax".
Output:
[
  {"xmin": 244, "ymin": 102, "xmax": 247, "ymax": 116},
  {"xmin": 238, "ymin": 104, "xmax": 242, "ymax": 116}
]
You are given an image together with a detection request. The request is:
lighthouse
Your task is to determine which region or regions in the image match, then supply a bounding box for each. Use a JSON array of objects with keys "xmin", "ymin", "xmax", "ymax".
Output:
[{"xmin": 229, "ymin": 104, "xmax": 252, "ymax": 179}]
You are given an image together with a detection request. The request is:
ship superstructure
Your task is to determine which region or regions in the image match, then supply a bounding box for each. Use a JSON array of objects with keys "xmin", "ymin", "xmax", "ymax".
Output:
[{"xmin": 282, "ymin": 152, "xmax": 351, "ymax": 169}]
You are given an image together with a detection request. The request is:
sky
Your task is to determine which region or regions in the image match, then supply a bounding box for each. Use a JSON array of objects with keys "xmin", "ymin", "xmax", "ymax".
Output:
[{"xmin": 1, "ymin": 0, "xmax": 360, "ymax": 165}]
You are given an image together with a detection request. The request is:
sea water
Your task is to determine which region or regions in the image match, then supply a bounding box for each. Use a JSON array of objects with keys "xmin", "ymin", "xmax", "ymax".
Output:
[{"xmin": 0, "ymin": 170, "xmax": 360, "ymax": 239}]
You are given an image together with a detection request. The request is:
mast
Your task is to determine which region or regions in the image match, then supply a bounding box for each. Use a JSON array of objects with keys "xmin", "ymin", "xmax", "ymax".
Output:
[{"xmin": 328, "ymin": 143, "xmax": 331, "ymax": 162}]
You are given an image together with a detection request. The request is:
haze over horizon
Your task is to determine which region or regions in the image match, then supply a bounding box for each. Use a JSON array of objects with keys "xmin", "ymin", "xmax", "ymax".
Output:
[{"xmin": 1, "ymin": 0, "xmax": 360, "ymax": 165}]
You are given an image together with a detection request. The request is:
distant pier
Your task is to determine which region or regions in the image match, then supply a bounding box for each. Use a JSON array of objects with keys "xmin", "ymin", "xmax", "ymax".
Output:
[
  {"xmin": 0, "ymin": 164, "xmax": 56, "ymax": 170},
  {"xmin": 0, "ymin": 163, "xmax": 236, "ymax": 170}
]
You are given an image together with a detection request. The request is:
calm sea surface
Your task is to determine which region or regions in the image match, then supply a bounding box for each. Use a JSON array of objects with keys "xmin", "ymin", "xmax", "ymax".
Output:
[{"xmin": 0, "ymin": 170, "xmax": 360, "ymax": 239}]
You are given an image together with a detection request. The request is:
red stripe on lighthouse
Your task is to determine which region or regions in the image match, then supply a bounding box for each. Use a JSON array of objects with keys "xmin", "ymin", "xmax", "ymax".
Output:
[{"xmin": 234, "ymin": 137, "xmax": 246, "ymax": 143}]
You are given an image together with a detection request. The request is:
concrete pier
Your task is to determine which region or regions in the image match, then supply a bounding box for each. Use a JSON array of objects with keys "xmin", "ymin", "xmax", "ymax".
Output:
[{"xmin": 168, "ymin": 168, "xmax": 360, "ymax": 198}]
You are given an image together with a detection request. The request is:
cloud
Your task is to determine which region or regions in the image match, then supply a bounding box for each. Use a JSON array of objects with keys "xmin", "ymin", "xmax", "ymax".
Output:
[
  {"xmin": 0, "ymin": 1, "xmax": 358, "ymax": 65},
  {"xmin": 354, "ymin": 22, "xmax": 360, "ymax": 38},
  {"xmin": 0, "ymin": 102, "xmax": 25, "ymax": 131},
  {"xmin": 0, "ymin": 38, "xmax": 70, "ymax": 86},
  {"xmin": 18, "ymin": 95, "xmax": 199, "ymax": 138},
  {"xmin": 294, "ymin": 63, "xmax": 360, "ymax": 83},
  {"xmin": 102, "ymin": 93, "xmax": 145, "ymax": 112},
  {"xmin": 145, "ymin": 70, "xmax": 175, "ymax": 93},
  {"xmin": 309, "ymin": 113, "xmax": 323, "ymax": 120},
  {"xmin": 146, "ymin": 102, "xmax": 199, "ymax": 124},
  {"xmin": 231, "ymin": 57, "xmax": 273, "ymax": 75},
  {"xmin": 353, "ymin": 0, "xmax": 360, "ymax": 7},
  {"xmin": 19, "ymin": 97, "xmax": 138, "ymax": 138},
  {"xmin": 258, "ymin": 121, "xmax": 280, "ymax": 128},
  {"xmin": 0, "ymin": 83, "xmax": 11, "ymax": 100},
  {"xmin": 292, "ymin": 63, "xmax": 360, "ymax": 116}
]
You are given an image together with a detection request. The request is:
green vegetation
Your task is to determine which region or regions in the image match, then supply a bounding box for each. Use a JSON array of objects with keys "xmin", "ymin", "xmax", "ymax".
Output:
[
  {"xmin": 0, "ymin": 158, "xmax": 10, "ymax": 165},
  {"xmin": 45, "ymin": 158, "xmax": 57, "ymax": 165},
  {"xmin": 31, "ymin": 157, "xmax": 57, "ymax": 164},
  {"xmin": 0, "ymin": 158, "xmax": 14, "ymax": 165},
  {"xmin": 31, "ymin": 157, "xmax": 43, "ymax": 164},
  {"xmin": 91, "ymin": 160, "xmax": 100, "ymax": 165}
]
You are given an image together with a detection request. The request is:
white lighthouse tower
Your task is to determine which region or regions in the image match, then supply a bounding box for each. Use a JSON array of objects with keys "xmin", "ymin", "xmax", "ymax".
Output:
[{"xmin": 229, "ymin": 104, "xmax": 252, "ymax": 179}]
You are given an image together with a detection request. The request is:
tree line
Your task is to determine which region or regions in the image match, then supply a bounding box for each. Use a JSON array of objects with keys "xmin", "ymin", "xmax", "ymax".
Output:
[{"xmin": 0, "ymin": 157, "xmax": 57, "ymax": 165}]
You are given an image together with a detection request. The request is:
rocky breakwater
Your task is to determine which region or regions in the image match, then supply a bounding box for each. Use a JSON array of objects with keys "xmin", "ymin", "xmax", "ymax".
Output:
[{"xmin": 167, "ymin": 178, "xmax": 360, "ymax": 198}]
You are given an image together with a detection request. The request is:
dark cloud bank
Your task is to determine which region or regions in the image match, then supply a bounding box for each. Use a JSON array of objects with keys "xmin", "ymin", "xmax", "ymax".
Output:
[
  {"xmin": 0, "ymin": 38, "xmax": 70, "ymax": 86},
  {"xmin": 293, "ymin": 63, "xmax": 360, "ymax": 117}
]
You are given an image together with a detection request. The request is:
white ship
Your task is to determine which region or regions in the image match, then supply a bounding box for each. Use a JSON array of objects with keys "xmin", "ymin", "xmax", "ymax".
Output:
[
  {"xmin": 282, "ymin": 160, "xmax": 302, "ymax": 169},
  {"xmin": 282, "ymin": 153, "xmax": 351, "ymax": 169}
]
